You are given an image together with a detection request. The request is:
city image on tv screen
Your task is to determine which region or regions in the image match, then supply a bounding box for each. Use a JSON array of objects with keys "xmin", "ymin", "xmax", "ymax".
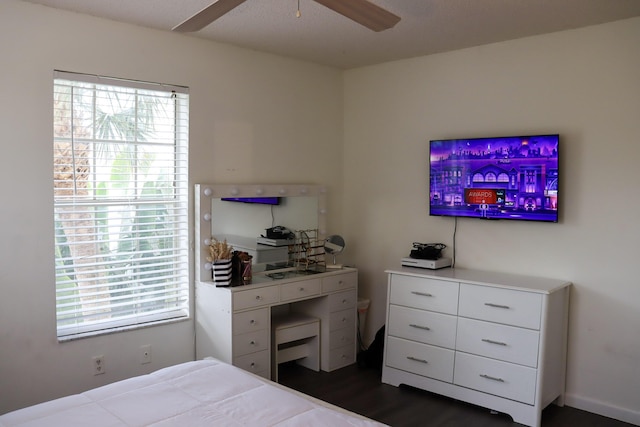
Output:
[{"xmin": 429, "ymin": 134, "xmax": 559, "ymax": 222}]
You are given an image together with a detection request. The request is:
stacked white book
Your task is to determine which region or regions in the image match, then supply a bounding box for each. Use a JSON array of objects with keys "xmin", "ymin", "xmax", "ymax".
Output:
[{"xmin": 256, "ymin": 237, "xmax": 294, "ymax": 247}]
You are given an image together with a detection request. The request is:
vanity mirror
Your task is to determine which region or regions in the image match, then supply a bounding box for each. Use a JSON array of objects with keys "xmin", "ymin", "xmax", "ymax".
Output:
[{"xmin": 195, "ymin": 184, "xmax": 327, "ymax": 283}]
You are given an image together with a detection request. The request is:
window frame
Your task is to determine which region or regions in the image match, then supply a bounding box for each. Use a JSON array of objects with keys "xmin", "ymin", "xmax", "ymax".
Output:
[{"xmin": 53, "ymin": 70, "xmax": 190, "ymax": 341}]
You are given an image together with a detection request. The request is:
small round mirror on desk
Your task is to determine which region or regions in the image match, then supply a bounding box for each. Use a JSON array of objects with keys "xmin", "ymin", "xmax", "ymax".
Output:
[{"xmin": 324, "ymin": 235, "xmax": 345, "ymax": 269}]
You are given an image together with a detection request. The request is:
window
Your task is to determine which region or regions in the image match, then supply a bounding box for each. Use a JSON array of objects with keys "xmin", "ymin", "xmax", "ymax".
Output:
[{"xmin": 53, "ymin": 71, "xmax": 189, "ymax": 340}]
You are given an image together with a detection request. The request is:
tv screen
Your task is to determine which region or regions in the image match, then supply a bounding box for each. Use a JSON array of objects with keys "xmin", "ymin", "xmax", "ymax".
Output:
[
  {"xmin": 221, "ymin": 197, "xmax": 280, "ymax": 205},
  {"xmin": 429, "ymin": 134, "xmax": 559, "ymax": 222}
]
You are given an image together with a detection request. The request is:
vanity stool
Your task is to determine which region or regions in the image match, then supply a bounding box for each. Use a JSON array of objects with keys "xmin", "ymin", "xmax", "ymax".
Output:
[{"xmin": 271, "ymin": 312, "xmax": 320, "ymax": 382}]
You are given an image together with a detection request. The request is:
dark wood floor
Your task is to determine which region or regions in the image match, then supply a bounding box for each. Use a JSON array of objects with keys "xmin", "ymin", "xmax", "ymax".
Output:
[{"xmin": 278, "ymin": 362, "xmax": 634, "ymax": 427}]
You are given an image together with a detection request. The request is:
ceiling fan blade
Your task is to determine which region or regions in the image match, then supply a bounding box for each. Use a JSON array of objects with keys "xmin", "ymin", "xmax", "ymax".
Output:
[
  {"xmin": 313, "ymin": 0, "xmax": 400, "ymax": 32},
  {"xmin": 172, "ymin": 0, "xmax": 248, "ymax": 32}
]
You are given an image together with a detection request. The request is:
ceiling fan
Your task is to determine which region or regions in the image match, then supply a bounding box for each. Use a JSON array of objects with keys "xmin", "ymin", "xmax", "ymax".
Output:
[{"xmin": 172, "ymin": 0, "xmax": 401, "ymax": 33}]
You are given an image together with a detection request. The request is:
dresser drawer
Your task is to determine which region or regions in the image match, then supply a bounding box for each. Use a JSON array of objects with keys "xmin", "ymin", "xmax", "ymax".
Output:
[
  {"xmin": 322, "ymin": 272, "xmax": 357, "ymax": 293},
  {"xmin": 233, "ymin": 329, "xmax": 269, "ymax": 356},
  {"xmin": 458, "ymin": 284, "xmax": 542, "ymax": 329},
  {"xmin": 280, "ymin": 278, "xmax": 321, "ymax": 302},
  {"xmin": 389, "ymin": 275, "xmax": 459, "ymax": 315},
  {"xmin": 234, "ymin": 349, "xmax": 270, "ymax": 377},
  {"xmin": 233, "ymin": 286, "xmax": 280, "ymax": 311},
  {"xmin": 329, "ymin": 327, "xmax": 356, "ymax": 350},
  {"xmin": 329, "ymin": 308, "xmax": 356, "ymax": 332},
  {"xmin": 328, "ymin": 344, "xmax": 356, "ymax": 370},
  {"xmin": 454, "ymin": 352, "xmax": 536, "ymax": 404},
  {"xmin": 233, "ymin": 308, "xmax": 269, "ymax": 335},
  {"xmin": 328, "ymin": 289, "xmax": 357, "ymax": 312},
  {"xmin": 456, "ymin": 317, "xmax": 540, "ymax": 368},
  {"xmin": 388, "ymin": 305, "xmax": 457, "ymax": 349},
  {"xmin": 385, "ymin": 336, "xmax": 454, "ymax": 383}
]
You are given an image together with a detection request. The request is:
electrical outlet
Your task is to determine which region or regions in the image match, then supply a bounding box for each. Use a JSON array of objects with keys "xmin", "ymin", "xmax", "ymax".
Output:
[
  {"xmin": 139, "ymin": 345, "xmax": 152, "ymax": 364},
  {"xmin": 92, "ymin": 355, "xmax": 105, "ymax": 375}
]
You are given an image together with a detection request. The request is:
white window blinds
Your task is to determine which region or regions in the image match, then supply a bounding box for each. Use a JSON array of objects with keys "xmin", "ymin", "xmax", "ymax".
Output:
[{"xmin": 53, "ymin": 71, "xmax": 190, "ymax": 339}]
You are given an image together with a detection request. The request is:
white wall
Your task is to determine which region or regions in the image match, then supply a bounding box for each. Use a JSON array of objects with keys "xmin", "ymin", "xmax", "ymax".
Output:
[
  {"xmin": 0, "ymin": 0, "xmax": 343, "ymax": 414},
  {"xmin": 343, "ymin": 18, "xmax": 640, "ymax": 425}
]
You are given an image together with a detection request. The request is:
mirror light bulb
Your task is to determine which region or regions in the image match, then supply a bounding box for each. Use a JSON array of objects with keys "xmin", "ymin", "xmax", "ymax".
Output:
[
  {"xmin": 204, "ymin": 263, "xmax": 212, "ymax": 270},
  {"xmin": 203, "ymin": 213, "xmax": 211, "ymax": 221},
  {"xmin": 203, "ymin": 187, "xmax": 212, "ymax": 196},
  {"xmin": 204, "ymin": 238, "xmax": 211, "ymax": 246}
]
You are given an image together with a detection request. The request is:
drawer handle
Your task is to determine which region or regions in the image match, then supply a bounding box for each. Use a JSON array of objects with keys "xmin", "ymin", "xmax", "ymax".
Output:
[
  {"xmin": 255, "ymin": 295, "xmax": 263, "ymax": 300},
  {"xmin": 409, "ymin": 323, "xmax": 431, "ymax": 331},
  {"xmin": 406, "ymin": 356, "xmax": 428, "ymax": 364},
  {"xmin": 484, "ymin": 302, "xmax": 510, "ymax": 309},
  {"xmin": 411, "ymin": 291, "xmax": 433, "ymax": 297},
  {"xmin": 250, "ymin": 340, "xmax": 256, "ymax": 345},
  {"xmin": 250, "ymin": 362, "xmax": 256, "ymax": 368},
  {"xmin": 479, "ymin": 374, "xmax": 505, "ymax": 383},
  {"xmin": 250, "ymin": 319, "xmax": 256, "ymax": 324},
  {"xmin": 299, "ymin": 287, "xmax": 305, "ymax": 292},
  {"xmin": 482, "ymin": 338, "xmax": 507, "ymax": 346}
]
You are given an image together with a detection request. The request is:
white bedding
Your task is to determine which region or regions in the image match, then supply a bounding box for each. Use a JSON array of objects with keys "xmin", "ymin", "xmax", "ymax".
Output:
[{"xmin": 0, "ymin": 359, "xmax": 386, "ymax": 427}]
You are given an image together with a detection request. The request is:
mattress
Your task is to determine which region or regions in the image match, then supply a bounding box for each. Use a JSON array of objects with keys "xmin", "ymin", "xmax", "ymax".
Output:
[{"xmin": 0, "ymin": 359, "xmax": 386, "ymax": 427}]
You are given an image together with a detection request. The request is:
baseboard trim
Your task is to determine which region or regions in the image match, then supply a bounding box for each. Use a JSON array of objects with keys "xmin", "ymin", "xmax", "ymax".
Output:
[{"xmin": 564, "ymin": 393, "xmax": 640, "ymax": 426}]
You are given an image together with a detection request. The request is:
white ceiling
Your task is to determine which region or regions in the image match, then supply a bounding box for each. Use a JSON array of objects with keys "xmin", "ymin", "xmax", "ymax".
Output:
[{"xmin": 20, "ymin": 0, "xmax": 640, "ymax": 69}]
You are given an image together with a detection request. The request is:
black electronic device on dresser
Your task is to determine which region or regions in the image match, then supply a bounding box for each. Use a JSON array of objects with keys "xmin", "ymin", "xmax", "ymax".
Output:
[{"xmin": 401, "ymin": 242, "xmax": 451, "ymax": 269}]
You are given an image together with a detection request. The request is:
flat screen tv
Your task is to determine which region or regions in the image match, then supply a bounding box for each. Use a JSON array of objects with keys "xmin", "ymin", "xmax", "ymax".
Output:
[
  {"xmin": 429, "ymin": 134, "xmax": 559, "ymax": 222},
  {"xmin": 221, "ymin": 197, "xmax": 280, "ymax": 205}
]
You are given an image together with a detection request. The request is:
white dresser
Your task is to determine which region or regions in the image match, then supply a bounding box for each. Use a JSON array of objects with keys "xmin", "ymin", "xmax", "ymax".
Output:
[
  {"xmin": 196, "ymin": 268, "xmax": 358, "ymax": 379},
  {"xmin": 382, "ymin": 267, "xmax": 571, "ymax": 427}
]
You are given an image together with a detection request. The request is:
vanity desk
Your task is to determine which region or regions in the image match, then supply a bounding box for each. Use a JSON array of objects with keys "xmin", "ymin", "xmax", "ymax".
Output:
[
  {"xmin": 195, "ymin": 267, "xmax": 358, "ymax": 379},
  {"xmin": 194, "ymin": 184, "xmax": 357, "ymax": 379},
  {"xmin": 382, "ymin": 266, "xmax": 571, "ymax": 427}
]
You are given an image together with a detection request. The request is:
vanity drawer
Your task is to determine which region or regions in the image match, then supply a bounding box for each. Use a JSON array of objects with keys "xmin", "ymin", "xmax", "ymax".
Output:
[
  {"xmin": 459, "ymin": 284, "xmax": 542, "ymax": 329},
  {"xmin": 329, "ymin": 308, "xmax": 356, "ymax": 332},
  {"xmin": 233, "ymin": 329, "xmax": 269, "ymax": 356},
  {"xmin": 233, "ymin": 308, "xmax": 269, "ymax": 335},
  {"xmin": 456, "ymin": 317, "xmax": 540, "ymax": 368},
  {"xmin": 328, "ymin": 289, "xmax": 357, "ymax": 312},
  {"xmin": 385, "ymin": 336, "xmax": 454, "ymax": 383},
  {"xmin": 328, "ymin": 344, "xmax": 356, "ymax": 370},
  {"xmin": 322, "ymin": 272, "xmax": 357, "ymax": 293},
  {"xmin": 280, "ymin": 278, "xmax": 321, "ymax": 302},
  {"xmin": 329, "ymin": 327, "xmax": 356, "ymax": 350},
  {"xmin": 389, "ymin": 275, "xmax": 459, "ymax": 315},
  {"xmin": 387, "ymin": 305, "xmax": 457, "ymax": 349},
  {"xmin": 233, "ymin": 286, "xmax": 280, "ymax": 311},
  {"xmin": 454, "ymin": 352, "xmax": 537, "ymax": 405},
  {"xmin": 234, "ymin": 349, "xmax": 270, "ymax": 377}
]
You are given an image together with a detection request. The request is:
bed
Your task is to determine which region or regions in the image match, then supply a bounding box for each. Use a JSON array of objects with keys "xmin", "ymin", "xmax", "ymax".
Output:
[{"xmin": 0, "ymin": 358, "xmax": 386, "ymax": 427}]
